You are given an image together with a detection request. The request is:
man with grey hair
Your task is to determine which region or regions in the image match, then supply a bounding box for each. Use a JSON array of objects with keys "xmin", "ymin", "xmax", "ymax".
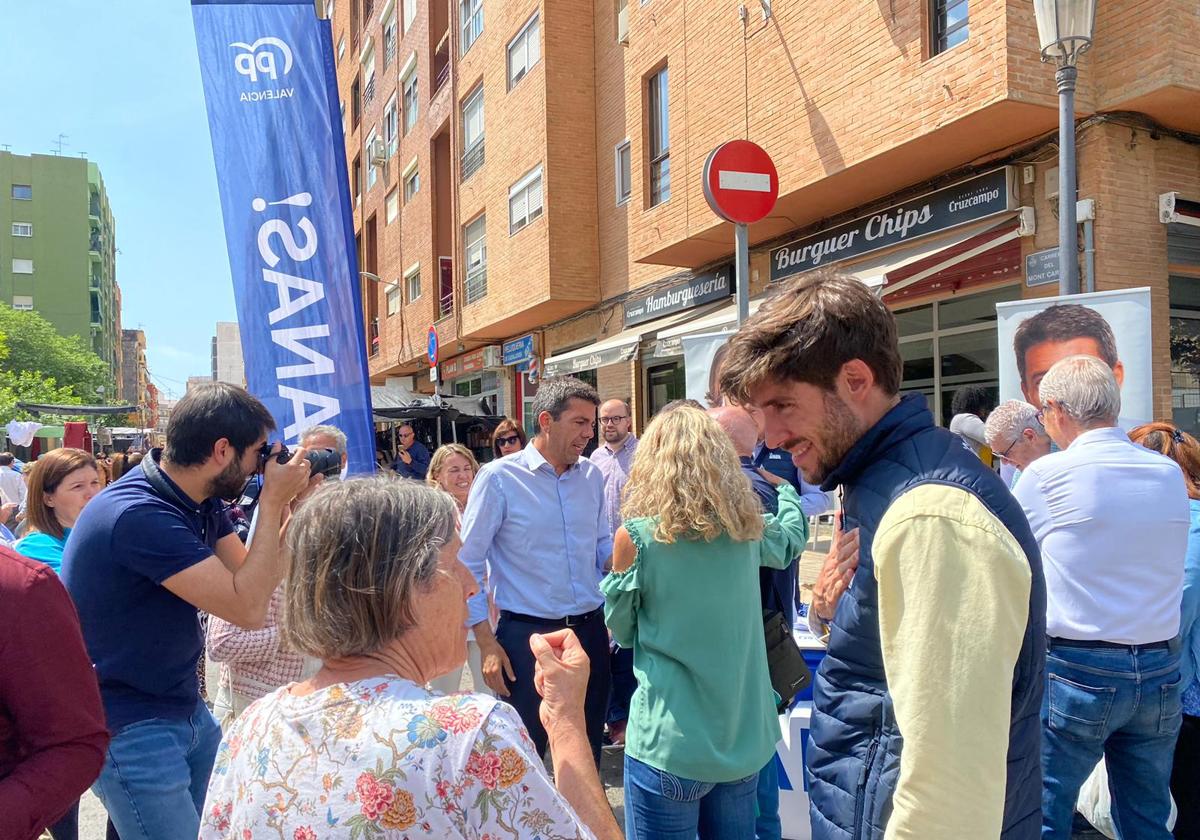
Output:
[
  {"xmin": 1014, "ymin": 355, "xmax": 1189, "ymax": 839},
  {"xmin": 984, "ymin": 400, "xmax": 1052, "ymax": 479},
  {"xmin": 460, "ymin": 375, "xmax": 612, "ymax": 764},
  {"xmin": 300, "ymin": 424, "xmax": 348, "ymax": 480}
]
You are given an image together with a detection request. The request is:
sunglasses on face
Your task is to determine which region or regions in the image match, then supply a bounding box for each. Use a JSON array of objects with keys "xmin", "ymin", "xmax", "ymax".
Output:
[{"xmin": 496, "ymin": 435, "xmax": 521, "ymax": 447}]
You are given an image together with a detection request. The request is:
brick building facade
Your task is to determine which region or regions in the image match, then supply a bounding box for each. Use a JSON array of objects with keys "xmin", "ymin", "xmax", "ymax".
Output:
[{"xmin": 332, "ymin": 0, "xmax": 1200, "ymax": 444}]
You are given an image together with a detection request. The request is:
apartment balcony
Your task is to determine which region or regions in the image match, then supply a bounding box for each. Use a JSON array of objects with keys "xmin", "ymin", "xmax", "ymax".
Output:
[
  {"xmin": 436, "ymin": 256, "xmax": 454, "ymax": 321},
  {"xmin": 465, "ymin": 265, "xmax": 487, "ymax": 305},
  {"xmin": 433, "ymin": 31, "xmax": 450, "ymax": 96},
  {"xmin": 460, "ymin": 141, "xmax": 484, "ymax": 182}
]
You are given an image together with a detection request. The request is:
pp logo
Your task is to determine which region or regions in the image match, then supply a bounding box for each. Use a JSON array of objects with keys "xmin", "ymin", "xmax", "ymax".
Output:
[{"xmin": 231, "ymin": 37, "xmax": 294, "ymax": 83}]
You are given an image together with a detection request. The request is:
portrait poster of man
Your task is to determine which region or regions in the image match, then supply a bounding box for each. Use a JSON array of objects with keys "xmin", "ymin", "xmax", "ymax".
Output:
[
  {"xmin": 682, "ymin": 332, "xmax": 735, "ymax": 407},
  {"xmin": 996, "ymin": 287, "xmax": 1153, "ymax": 429}
]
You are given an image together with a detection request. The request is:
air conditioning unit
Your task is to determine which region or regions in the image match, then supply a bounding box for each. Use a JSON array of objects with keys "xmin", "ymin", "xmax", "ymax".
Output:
[
  {"xmin": 369, "ymin": 136, "xmax": 388, "ymax": 165},
  {"xmin": 482, "ymin": 345, "xmax": 503, "ymax": 369}
]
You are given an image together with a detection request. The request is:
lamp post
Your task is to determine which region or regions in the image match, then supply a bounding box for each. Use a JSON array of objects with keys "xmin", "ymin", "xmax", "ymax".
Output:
[{"xmin": 1033, "ymin": 0, "xmax": 1097, "ymax": 297}]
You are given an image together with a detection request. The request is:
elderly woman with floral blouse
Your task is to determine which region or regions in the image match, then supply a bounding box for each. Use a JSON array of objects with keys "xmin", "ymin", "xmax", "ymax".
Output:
[{"xmin": 200, "ymin": 477, "xmax": 621, "ymax": 840}]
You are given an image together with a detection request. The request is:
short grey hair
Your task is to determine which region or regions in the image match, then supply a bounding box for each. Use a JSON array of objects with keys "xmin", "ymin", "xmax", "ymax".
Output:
[
  {"xmin": 1039, "ymin": 354, "xmax": 1121, "ymax": 426},
  {"xmin": 300, "ymin": 424, "xmax": 347, "ymax": 457},
  {"xmin": 985, "ymin": 400, "xmax": 1047, "ymax": 450},
  {"xmin": 282, "ymin": 476, "xmax": 458, "ymax": 659},
  {"xmin": 530, "ymin": 376, "xmax": 600, "ymax": 429}
]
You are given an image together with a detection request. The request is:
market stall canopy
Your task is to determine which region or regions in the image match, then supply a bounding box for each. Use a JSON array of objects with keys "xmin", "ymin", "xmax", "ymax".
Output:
[
  {"xmin": 16, "ymin": 402, "xmax": 138, "ymax": 416},
  {"xmin": 370, "ymin": 386, "xmax": 497, "ymax": 422}
]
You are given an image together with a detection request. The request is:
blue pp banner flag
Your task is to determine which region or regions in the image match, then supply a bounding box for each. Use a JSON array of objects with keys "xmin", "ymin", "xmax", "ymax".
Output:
[{"xmin": 192, "ymin": 0, "xmax": 375, "ymax": 474}]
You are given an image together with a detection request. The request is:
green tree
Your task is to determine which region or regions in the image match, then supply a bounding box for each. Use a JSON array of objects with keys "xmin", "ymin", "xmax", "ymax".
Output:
[
  {"xmin": 0, "ymin": 304, "xmax": 109, "ymax": 400},
  {"xmin": 0, "ymin": 303, "xmax": 109, "ymax": 421},
  {"xmin": 0, "ymin": 370, "xmax": 83, "ymax": 422}
]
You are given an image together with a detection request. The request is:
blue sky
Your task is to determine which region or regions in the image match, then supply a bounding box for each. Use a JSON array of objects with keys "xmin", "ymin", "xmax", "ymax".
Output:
[{"xmin": 1, "ymin": 2, "xmax": 236, "ymax": 400}]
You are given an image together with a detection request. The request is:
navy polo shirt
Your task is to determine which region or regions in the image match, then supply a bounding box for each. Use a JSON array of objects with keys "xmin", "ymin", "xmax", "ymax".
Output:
[
  {"xmin": 741, "ymin": 455, "xmax": 798, "ymax": 621},
  {"xmin": 753, "ymin": 443, "xmax": 801, "ymax": 490},
  {"xmin": 62, "ymin": 450, "xmax": 234, "ymax": 732}
]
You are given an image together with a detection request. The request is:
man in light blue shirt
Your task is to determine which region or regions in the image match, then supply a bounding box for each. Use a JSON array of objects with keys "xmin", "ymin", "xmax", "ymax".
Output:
[
  {"xmin": 1013, "ymin": 355, "xmax": 1187, "ymax": 839},
  {"xmin": 460, "ymin": 376, "xmax": 612, "ymax": 762}
]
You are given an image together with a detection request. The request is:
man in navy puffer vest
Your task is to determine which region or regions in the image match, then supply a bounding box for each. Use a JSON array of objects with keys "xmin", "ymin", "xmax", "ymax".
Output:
[{"xmin": 720, "ymin": 270, "xmax": 1046, "ymax": 839}]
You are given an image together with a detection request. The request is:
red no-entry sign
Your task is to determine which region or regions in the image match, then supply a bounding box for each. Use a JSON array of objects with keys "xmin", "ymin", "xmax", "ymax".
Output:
[{"xmin": 702, "ymin": 140, "xmax": 779, "ymax": 225}]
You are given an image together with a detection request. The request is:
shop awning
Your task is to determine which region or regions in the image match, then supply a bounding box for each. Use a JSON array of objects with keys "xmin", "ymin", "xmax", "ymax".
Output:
[
  {"xmin": 880, "ymin": 219, "xmax": 1022, "ymax": 301},
  {"xmin": 652, "ymin": 218, "xmax": 1024, "ymax": 348},
  {"xmin": 653, "ymin": 297, "xmax": 768, "ymax": 356},
  {"xmin": 839, "ymin": 218, "xmax": 1007, "ymax": 289},
  {"xmin": 543, "ymin": 301, "xmax": 727, "ymax": 377}
]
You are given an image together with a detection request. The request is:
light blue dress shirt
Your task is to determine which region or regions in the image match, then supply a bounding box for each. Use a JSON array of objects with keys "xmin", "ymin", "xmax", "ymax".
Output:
[
  {"xmin": 1014, "ymin": 426, "xmax": 1189, "ymax": 645},
  {"xmin": 459, "ymin": 444, "xmax": 613, "ymax": 627},
  {"xmin": 589, "ymin": 435, "xmax": 637, "ymax": 537}
]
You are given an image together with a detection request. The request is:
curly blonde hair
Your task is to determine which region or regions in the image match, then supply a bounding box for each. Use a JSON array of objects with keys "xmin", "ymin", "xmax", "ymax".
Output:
[{"xmin": 621, "ymin": 406, "xmax": 765, "ymax": 544}]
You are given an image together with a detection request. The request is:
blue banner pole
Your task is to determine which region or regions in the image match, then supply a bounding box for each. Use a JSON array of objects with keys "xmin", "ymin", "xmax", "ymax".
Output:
[{"xmin": 192, "ymin": 0, "xmax": 376, "ymax": 474}]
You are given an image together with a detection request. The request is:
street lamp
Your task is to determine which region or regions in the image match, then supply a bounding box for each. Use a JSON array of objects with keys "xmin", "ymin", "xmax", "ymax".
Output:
[{"xmin": 1033, "ymin": 0, "xmax": 1097, "ymax": 297}]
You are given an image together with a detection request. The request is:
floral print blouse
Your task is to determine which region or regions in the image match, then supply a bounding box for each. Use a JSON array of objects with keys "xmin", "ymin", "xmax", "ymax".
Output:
[{"xmin": 200, "ymin": 677, "xmax": 596, "ymax": 840}]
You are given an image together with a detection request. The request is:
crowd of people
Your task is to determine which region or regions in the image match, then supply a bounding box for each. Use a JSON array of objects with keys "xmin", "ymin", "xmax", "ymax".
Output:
[{"xmin": 1, "ymin": 268, "xmax": 1198, "ymax": 840}]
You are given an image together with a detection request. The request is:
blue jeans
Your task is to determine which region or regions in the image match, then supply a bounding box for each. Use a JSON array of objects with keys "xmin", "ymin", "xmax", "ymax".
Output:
[
  {"xmin": 93, "ymin": 700, "xmax": 222, "ymax": 840},
  {"xmin": 755, "ymin": 757, "xmax": 782, "ymax": 840},
  {"xmin": 1042, "ymin": 640, "xmax": 1182, "ymax": 840},
  {"xmin": 624, "ymin": 754, "xmax": 759, "ymax": 840}
]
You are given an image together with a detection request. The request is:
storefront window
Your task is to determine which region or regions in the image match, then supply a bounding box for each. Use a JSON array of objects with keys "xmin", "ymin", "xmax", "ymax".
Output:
[
  {"xmin": 937, "ymin": 286, "xmax": 1018, "ymax": 330},
  {"xmin": 1170, "ymin": 276, "xmax": 1200, "ymax": 435},
  {"xmin": 450, "ymin": 371, "xmax": 500, "ymax": 416},
  {"xmin": 646, "ymin": 361, "xmax": 685, "ymax": 418},
  {"xmin": 894, "ymin": 304, "xmax": 933, "ymax": 336},
  {"xmin": 894, "ymin": 284, "xmax": 1018, "ymax": 426}
]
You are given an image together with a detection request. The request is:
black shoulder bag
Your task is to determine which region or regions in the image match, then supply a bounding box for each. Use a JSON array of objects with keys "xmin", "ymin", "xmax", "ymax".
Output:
[{"xmin": 763, "ymin": 610, "xmax": 812, "ymax": 713}]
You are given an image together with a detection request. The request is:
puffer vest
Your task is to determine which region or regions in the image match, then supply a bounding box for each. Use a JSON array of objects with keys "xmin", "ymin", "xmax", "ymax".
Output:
[{"xmin": 807, "ymin": 395, "xmax": 1046, "ymax": 840}]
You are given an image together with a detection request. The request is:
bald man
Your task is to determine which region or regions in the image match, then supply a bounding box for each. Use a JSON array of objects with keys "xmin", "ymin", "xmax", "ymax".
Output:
[
  {"xmin": 589, "ymin": 398, "xmax": 638, "ymax": 749},
  {"xmin": 589, "ymin": 399, "xmax": 636, "ymax": 537},
  {"xmin": 709, "ymin": 405, "xmax": 795, "ymax": 840},
  {"xmin": 709, "ymin": 405, "xmax": 783, "ymax": 515},
  {"xmin": 391, "ymin": 424, "xmax": 431, "ymax": 480}
]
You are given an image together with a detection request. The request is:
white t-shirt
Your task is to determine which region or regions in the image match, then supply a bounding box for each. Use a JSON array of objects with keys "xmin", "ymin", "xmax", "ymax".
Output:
[{"xmin": 0, "ymin": 466, "xmax": 26, "ymax": 506}]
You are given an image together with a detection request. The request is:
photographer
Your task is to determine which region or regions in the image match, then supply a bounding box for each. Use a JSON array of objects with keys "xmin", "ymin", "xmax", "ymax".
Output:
[
  {"xmin": 206, "ymin": 424, "xmax": 346, "ymax": 726},
  {"xmin": 61, "ymin": 383, "xmax": 317, "ymax": 840}
]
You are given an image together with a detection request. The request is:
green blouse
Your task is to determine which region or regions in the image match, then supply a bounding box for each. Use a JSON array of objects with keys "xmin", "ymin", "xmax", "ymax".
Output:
[{"xmin": 601, "ymin": 483, "xmax": 809, "ymax": 783}]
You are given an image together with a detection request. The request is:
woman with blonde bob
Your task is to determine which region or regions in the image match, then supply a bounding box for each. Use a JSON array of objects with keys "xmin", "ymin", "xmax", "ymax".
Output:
[
  {"xmin": 425, "ymin": 443, "xmax": 488, "ymax": 694},
  {"xmin": 425, "ymin": 443, "xmax": 479, "ymax": 513},
  {"xmin": 603, "ymin": 406, "xmax": 809, "ymax": 840}
]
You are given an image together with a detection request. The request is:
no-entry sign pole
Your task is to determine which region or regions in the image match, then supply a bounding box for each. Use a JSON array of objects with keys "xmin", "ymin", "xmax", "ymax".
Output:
[
  {"xmin": 735, "ymin": 224, "xmax": 750, "ymax": 325},
  {"xmin": 702, "ymin": 140, "xmax": 779, "ymax": 327}
]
